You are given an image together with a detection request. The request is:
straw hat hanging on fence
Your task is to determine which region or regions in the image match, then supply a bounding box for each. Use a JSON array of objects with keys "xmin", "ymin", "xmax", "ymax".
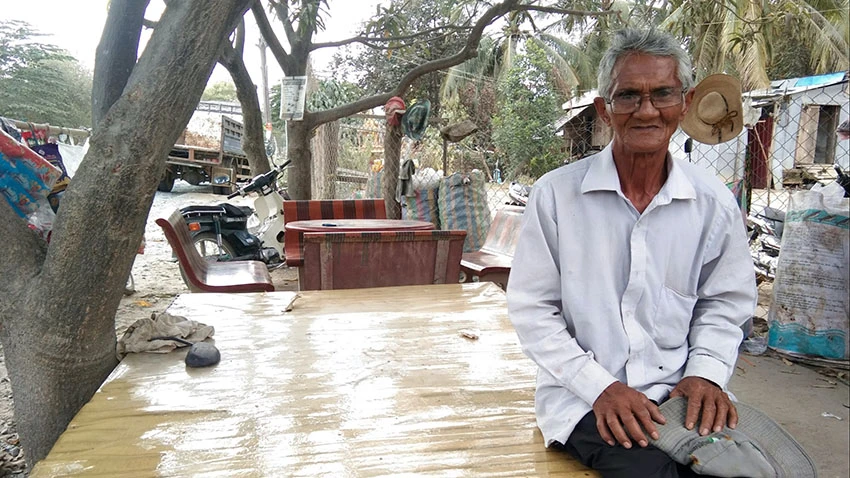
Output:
[{"xmin": 682, "ymin": 74, "xmax": 744, "ymax": 145}]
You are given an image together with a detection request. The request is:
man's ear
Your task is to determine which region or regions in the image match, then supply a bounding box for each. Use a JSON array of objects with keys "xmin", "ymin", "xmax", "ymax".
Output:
[
  {"xmin": 593, "ymin": 97, "xmax": 611, "ymax": 127},
  {"xmin": 680, "ymin": 88, "xmax": 696, "ymax": 119}
]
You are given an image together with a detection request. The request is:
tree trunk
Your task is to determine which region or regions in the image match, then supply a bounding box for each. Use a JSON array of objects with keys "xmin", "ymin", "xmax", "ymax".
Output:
[
  {"xmin": 219, "ymin": 22, "xmax": 270, "ymax": 176},
  {"xmin": 286, "ymin": 119, "xmax": 313, "ymax": 199},
  {"xmin": 382, "ymin": 124, "xmax": 403, "ymax": 219},
  {"xmin": 0, "ymin": 0, "xmax": 252, "ymax": 465},
  {"xmin": 311, "ymin": 121, "xmax": 338, "ymax": 199}
]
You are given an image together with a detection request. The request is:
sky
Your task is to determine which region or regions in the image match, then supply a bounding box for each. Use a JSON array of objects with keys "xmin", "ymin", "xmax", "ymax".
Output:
[{"xmin": 4, "ymin": 0, "xmax": 381, "ymax": 86}]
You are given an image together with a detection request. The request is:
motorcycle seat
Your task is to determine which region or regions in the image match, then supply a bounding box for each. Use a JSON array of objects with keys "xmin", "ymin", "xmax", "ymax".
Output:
[
  {"xmin": 180, "ymin": 204, "xmax": 254, "ymax": 218},
  {"xmin": 221, "ymin": 203, "xmax": 253, "ymax": 217}
]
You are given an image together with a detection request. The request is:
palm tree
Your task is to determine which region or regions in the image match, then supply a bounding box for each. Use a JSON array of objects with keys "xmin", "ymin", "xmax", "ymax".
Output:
[
  {"xmin": 441, "ymin": 8, "xmax": 601, "ymax": 104},
  {"xmin": 440, "ymin": 0, "xmax": 682, "ymax": 104},
  {"xmin": 661, "ymin": 0, "xmax": 849, "ymax": 89}
]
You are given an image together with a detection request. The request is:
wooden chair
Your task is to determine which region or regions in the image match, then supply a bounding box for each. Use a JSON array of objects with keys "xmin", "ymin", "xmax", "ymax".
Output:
[
  {"xmin": 300, "ymin": 230, "xmax": 467, "ymax": 290},
  {"xmin": 459, "ymin": 205, "xmax": 525, "ymax": 289},
  {"xmin": 282, "ymin": 198, "xmax": 387, "ymax": 267},
  {"xmin": 155, "ymin": 209, "xmax": 275, "ymax": 293}
]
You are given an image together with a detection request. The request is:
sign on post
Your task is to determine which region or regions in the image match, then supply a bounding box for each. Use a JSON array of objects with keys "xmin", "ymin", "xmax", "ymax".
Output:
[{"xmin": 280, "ymin": 76, "xmax": 308, "ymax": 121}]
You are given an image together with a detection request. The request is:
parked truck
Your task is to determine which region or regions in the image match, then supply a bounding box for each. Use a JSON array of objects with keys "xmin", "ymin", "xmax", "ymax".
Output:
[{"xmin": 158, "ymin": 103, "xmax": 252, "ymax": 194}]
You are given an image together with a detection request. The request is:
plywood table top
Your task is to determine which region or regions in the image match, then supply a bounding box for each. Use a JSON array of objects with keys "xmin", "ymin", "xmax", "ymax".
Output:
[{"xmin": 32, "ymin": 282, "xmax": 596, "ymax": 477}]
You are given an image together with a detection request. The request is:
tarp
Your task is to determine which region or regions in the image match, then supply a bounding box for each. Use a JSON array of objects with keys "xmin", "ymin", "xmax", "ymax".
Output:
[
  {"xmin": 0, "ymin": 129, "xmax": 61, "ymax": 218},
  {"xmin": 768, "ymin": 182, "xmax": 850, "ymax": 361}
]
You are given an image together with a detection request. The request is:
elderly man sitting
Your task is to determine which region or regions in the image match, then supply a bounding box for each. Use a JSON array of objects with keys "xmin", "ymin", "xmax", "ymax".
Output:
[{"xmin": 507, "ymin": 28, "xmax": 756, "ymax": 478}]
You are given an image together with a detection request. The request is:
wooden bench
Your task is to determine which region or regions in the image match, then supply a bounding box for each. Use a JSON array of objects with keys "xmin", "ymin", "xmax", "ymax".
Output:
[
  {"xmin": 156, "ymin": 209, "xmax": 275, "ymax": 293},
  {"xmin": 300, "ymin": 230, "xmax": 467, "ymax": 290},
  {"xmin": 460, "ymin": 205, "xmax": 525, "ymax": 289},
  {"xmin": 282, "ymin": 199, "xmax": 387, "ymax": 267}
]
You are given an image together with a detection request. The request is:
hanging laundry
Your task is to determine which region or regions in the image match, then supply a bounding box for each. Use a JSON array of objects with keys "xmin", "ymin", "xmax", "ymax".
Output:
[
  {"xmin": 33, "ymin": 141, "xmax": 71, "ymax": 212},
  {"xmin": 0, "ymin": 117, "xmax": 22, "ymax": 142},
  {"xmin": 20, "ymin": 123, "xmax": 48, "ymax": 148}
]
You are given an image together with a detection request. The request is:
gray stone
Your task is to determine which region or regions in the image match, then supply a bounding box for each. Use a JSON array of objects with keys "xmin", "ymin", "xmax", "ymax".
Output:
[{"xmin": 185, "ymin": 342, "xmax": 220, "ymax": 367}]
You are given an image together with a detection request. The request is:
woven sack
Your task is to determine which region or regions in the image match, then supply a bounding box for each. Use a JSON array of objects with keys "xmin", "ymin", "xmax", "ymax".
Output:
[
  {"xmin": 437, "ymin": 170, "xmax": 491, "ymax": 252},
  {"xmin": 403, "ymin": 188, "xmax": 440, "ymax": 229}
]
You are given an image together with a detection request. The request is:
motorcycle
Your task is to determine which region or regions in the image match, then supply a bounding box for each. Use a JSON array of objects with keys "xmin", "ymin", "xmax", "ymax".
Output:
[
  {"xmin": 180, "ymin": 160, "xmax": 291, "ymax": 268},
  {"xmin": 507, "ymin": 181, "xmax": 531, "ymax": 207},
  {"xmin": 834, "ymin": 163, "xmax": 850, "ymax": 198},
  {"xmin": 747, "ymin": 205, "xmax": 784, "ymax": 281}
]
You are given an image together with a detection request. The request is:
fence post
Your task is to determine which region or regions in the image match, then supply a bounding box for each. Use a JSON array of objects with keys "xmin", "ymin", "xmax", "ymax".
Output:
[
  {"xmin": 310, "ymin": 121, "xmax": 339, "ymax": 199},
  {"xmin": 382, "ymin": 124, "xmax": 403, "ymax": 219}
]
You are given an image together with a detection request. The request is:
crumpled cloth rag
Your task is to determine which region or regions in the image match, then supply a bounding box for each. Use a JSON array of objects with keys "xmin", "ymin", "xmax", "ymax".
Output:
[{"xmin": 116, "ymin": 312, "xmax": 215, "ymax": 360}]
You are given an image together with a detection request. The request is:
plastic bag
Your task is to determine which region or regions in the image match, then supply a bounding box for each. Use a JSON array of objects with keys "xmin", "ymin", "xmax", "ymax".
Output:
[{"xmin": 26, "ymin": 201, "xmax": 56, "ymax": 241}]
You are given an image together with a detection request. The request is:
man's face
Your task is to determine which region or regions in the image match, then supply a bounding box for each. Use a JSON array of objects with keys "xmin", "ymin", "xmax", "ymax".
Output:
[{"xmin": 594, "ymin": 53, "xmax": 692, "ymax": 155}]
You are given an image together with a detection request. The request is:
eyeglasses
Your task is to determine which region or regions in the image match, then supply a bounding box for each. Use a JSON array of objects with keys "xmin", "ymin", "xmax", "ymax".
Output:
[{"xmin": 606, "ymin": 88, "xmax": 685, "ymax": 114}]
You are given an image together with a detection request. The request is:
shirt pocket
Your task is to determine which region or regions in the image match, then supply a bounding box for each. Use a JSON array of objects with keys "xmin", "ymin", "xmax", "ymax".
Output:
[{"xmin": 652, "ymin": 285, "xmax": 698, "ymax": 348}]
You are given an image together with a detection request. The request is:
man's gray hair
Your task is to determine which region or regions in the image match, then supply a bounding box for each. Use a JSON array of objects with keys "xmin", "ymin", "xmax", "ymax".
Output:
[{"xmin": 597, "ymin": 28, "xmax": 693, "ymax": 99}]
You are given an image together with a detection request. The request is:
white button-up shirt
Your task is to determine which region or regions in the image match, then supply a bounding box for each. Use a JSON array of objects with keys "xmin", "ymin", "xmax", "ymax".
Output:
[{"xmin": 506, "ymin": 145, "xmax": 756, "ymax": 446}]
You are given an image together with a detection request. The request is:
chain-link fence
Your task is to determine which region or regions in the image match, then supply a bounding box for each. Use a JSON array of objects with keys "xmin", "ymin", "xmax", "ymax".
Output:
[
  {"xmin": 687, "ymin": 78, "xmax": 849, "ymax": 325},
  {"xmin": 315, "ymin": 80, "xmax": 847, "ymax": 211},
  {"xmin": 309, "ymin": 77, "xmax": 848, "ymax": 321},
  {"xmin": 312, "ymin": 118, "xmax": 514, "ymax": 211}
]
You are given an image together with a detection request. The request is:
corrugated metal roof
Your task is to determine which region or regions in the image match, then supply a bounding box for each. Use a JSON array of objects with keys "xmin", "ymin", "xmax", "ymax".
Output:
[
  {"xmin": 561, "ymin": 90, "xmax": 597, "ymax": 111},
  {"xmin": 744, "ymin": 71, "xmax": 848, "ymax": 106},
  {"xmin": 793, "ymin": 72, "xmax": 846, "ymax": 87},
  {"xmin": 555, "ymin": 105, "xmax": 593, "ymax": 131}
]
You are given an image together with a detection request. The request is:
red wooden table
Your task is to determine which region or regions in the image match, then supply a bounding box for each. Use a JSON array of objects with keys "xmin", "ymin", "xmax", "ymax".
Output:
[{"xmin": 284, "ymin": 218, "xmax": 435, "ymax": 267}]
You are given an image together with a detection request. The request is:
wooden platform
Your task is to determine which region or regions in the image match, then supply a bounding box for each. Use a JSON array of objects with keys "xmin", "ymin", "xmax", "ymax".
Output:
[{"xmin": 31, "ymin": 283, "xmax": 596, "ymax": 477}]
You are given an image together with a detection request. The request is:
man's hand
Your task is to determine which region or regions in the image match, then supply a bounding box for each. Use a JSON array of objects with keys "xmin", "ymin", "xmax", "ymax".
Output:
[
  {"xmin": 592, "ymin": 381, "xmax": 666, "ymax": 449},
  {"xmin": 669, "ymin": 376, "xmax": 738, "ymax": 436}
]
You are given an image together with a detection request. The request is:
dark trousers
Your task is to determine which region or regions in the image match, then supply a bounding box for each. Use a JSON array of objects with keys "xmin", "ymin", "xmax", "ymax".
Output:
[{"xmin": 555, "ymin": 411, "xmax": 719, "ymax": 478}]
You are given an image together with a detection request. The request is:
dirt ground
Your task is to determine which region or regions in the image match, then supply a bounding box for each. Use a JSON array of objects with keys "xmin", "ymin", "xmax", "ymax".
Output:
[{"xmin": 0, "ymin": 182, "xmax": 847, "ymax": 476}]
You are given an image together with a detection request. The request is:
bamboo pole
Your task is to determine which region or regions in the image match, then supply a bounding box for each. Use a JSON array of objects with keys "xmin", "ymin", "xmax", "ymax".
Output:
[{"xmin": 7, "ymin": 119, "xmax": 90, "ymax": 142}]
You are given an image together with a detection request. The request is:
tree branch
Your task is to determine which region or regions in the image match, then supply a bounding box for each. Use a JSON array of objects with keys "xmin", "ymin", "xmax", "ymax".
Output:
[
  {"xmin": 91, "ymin": 0, "xmax": 151, "ymax": 127},
  {"xmin": 306, "ymin": 92, "xmax": 393, "ymax": 127},
  {"xmin": 308, "ymin": 2, "xmax": 617, "ymax": 129},
  {"xmin": 514, "ymin": 5, "xmax": 620, "ymax": 17},
  {"xmin": 253, "ymin": 0, "xmax": 296, "ymax": 75},
  {"xmin": 309, "ymin": 0, "xmax": 522, "ymax": 126},
  {"xmin": 309, "ymin": 24, "xmax": 474, "ymax": 51},
  {"xmin": 355, "ymin": 27, "xmax": 471, "ymax": 52},
  {"xmin": 233, "ymin": 16, "xmax": 246, "ymax": 54},
  {"xmin": 270, "ymin": 0, "xmax": 297, "ymax": 49},
  {"xmin": 392, "ymin": 0, "xmax": 521, "ymax": 96}
]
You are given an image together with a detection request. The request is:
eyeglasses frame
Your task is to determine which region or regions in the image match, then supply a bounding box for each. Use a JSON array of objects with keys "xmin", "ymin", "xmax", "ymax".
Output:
[{"xmin": 605, "ymin": 88, "xmax": 686, "ymax": 115}]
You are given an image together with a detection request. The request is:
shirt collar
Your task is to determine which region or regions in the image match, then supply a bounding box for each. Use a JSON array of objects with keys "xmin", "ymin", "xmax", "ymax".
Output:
[
  {"xmin": 580, "ymin": 143, "xmax": 696, "ymax": 201},
  {"xmin": 580, "ymin": 144, "xmax": 620, "ymax": 193}
]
